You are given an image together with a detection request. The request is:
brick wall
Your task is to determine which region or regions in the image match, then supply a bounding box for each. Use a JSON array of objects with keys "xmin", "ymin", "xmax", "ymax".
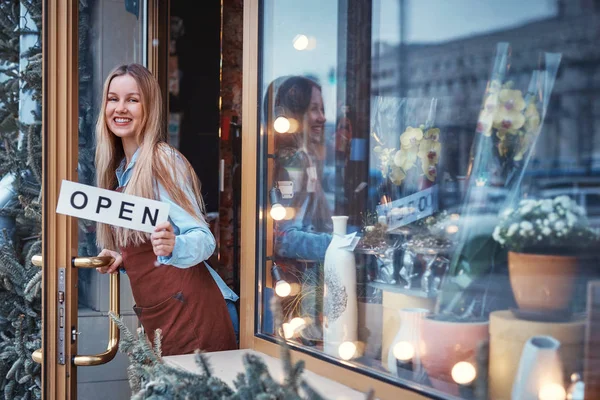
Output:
[{"xmin": 217, "ymin": 0, "xmax": 243, "ymax": 291}]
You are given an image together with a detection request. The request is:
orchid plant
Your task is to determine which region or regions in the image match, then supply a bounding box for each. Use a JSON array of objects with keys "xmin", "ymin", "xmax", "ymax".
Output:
[{"xmin": 372, "ymin": 124, "xmax": 442, "ymax": 186}]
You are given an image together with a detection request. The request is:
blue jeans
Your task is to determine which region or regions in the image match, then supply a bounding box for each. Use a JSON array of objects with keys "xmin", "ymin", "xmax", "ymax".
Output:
[{"xmin": 226, "ymin": 299, "xmax": 239, "ymax": 345}]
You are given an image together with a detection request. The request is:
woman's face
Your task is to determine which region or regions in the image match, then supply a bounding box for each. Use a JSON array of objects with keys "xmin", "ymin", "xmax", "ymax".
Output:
[
  {"xmin": 304, "ymin": 87, "xmax": 326, "ymax": 144},
  {"xmin": 105, "ymin": 74, "xmax": 144, "ymax": 142}
]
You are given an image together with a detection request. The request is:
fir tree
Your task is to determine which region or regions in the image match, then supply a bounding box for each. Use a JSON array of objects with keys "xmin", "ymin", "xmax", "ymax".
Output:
[
  {"xmin": 0, "ymin": 0, "xmax": 43, "ymax": 399},
  {"xmin": 109, "ymin": 297, "xmax": 375, "ymax": 399}
]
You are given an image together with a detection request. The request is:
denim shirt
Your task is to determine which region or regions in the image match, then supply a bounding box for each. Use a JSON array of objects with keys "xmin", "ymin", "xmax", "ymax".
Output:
[
  {"xmin": 116, "ymin": 148, "xmax": 238, "ymax": 302},
  {"xmin": 274, "ymin": 149, "xmax": 332, "ymax": 261}
]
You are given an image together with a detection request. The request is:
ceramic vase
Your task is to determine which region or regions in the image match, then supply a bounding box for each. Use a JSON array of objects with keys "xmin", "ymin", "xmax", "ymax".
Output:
[
  {"xmin": 323, "ymin": 216, "xmax": 358, "ymax": 359},
  {"xmin": 387, "ymin": 308, "xmax": 430, "ymax": 374},
  {"xmin": 512, "ymin": 335, "xmax": 564, "ymax": 400}
]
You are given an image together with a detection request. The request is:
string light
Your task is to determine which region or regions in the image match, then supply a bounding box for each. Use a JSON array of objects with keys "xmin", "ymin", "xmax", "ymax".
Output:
[
  {"xmin": 269, "ymin": 185, "xmax": 286, "ymax": 221},
  {"xmin": 538, "ymin": 383, "xmax": 566, "ymax": 400},
  {"xmin": 451, "ymin": 361, "xmax": 477, "ymax": 385},
  {"xmin": 393, "ymin": 341, "xmax": 414, "ymax": 362},
  {"xmin": 338, "ymin": 341, "xmax": 357, "ymax": 360},
  {"xmin": 271, "ymin": 263, "xmax": 291, "ymax": 297}
]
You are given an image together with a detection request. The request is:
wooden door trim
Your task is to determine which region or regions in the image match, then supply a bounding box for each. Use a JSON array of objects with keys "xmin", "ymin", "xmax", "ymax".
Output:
[
  {"xmin": 43, "ymin": 0, "xmax": 79, "ymax": 398},
  {"xmin": 240, "ymin": 0, "xmax": 259, "ymax": 351}
]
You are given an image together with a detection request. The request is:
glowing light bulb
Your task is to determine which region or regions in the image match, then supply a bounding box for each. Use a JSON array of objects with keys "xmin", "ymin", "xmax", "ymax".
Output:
[
  {"xmin": 281, "ymin": 323, "xmax": 294, "ymax": 339},
  {"xmin": 293, "ymin": 34, "xmax": 309, "ymax": 50},
  {"xmin": 338, "ymin": 341, "xmax": 357, "ymax": 360},
  {"xmin": 451, "ymin": 361, "xmax": 477, "ymax": 385},
  {"xmin": 270, "ymin": 203, "xmax": 286, "ymax": 220},
  {"xmin": 289, "ymin": 317, "xmax": 305, "ymax": 330},
  {"xmin": 273, "ymin": 116, "xmax": 290, "ymax": 133},
  {"xmin": 446, "ymin": 225, "xmax": 459, "ymax": 234},
  {"xmin": 538, "ymin": 383, "xmax": 566, "ymax": 400},
  {"xmin": 275, "ymin": 280, "xmax": 291, "ymax": 297},
  {"xmin": 393, "ymin": 341, "xmax": 414, "ymax": 362}
]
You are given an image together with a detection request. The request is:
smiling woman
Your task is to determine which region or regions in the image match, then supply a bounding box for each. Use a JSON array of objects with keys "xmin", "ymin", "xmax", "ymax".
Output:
[{"xmin": 93, "ymin": 63, "xmax": 238, "ymax": 356}]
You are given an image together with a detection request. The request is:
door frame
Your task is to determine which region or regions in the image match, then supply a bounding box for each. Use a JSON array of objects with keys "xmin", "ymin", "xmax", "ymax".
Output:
[{"xmin": 42, "ymin": 1, "xmax": 167, "ymax": 398}]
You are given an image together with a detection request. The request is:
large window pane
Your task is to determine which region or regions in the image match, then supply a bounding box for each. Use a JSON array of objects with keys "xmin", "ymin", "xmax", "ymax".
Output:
[{"xmin": 257, "ymin": 0, "xmax": 600, "ymax": 398}]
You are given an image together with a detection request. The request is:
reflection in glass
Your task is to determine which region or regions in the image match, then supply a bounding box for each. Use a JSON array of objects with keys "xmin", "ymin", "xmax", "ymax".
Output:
[{"xmin": 259, "ymin": 1, "xmax": 600, "ymax": 398}]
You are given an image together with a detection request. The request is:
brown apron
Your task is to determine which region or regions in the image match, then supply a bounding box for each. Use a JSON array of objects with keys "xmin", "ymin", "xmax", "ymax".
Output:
[
  {"xmin": 114, "ymin": 187, "xmax": 236, "ymax": 355},
  {"xmin": 120, "ymin": 241, "xmax": 237, "ymax": 355}
]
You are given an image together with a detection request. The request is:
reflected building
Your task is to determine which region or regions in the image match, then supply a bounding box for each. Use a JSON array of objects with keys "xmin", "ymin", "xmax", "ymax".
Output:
[{"xmin": 371, "ymin": 0, "xmax": 600, "ymax": 198}]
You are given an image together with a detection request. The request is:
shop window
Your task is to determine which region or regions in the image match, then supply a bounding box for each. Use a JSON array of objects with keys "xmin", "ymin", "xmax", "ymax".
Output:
[{"xmin": 256, "ymin": 0, "xmax": 600, "ymax": 398}]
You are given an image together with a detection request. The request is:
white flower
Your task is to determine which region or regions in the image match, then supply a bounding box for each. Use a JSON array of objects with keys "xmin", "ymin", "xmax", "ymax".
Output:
[
  {"xmin": 553, "ymin": 195, "xmax": 571, "ymax": 206},
  {"xmin": 566, "ymin": 212, "xmax": 577, "ymax": 227},
  {"xmin": 520, "ymin": 221, "xmax": 534, "ymax": 231},
  {"xmin": 493, "ymin": 226, "xmax": 501, "ymax": 241},
  {"xmin": 520, "ymin": 204, "xmax": 534, "ymax": 215},
  {"xmin": 549, "ymin": 213, "xmax": 558, "ymax": 222},
  {"xmin": 542, "ymin": 227, "xmax": 551, "ymax": 236},
  {"xmin": 507, "ymin": 223, "xmax": 519, "ymax": 237},
  {"xmin": 540, "ymin": 199, "xmax": 553, "ymax": 213},
  {"xmin": 543, "ymin": 219, "xmax": 550, "ymax": 226},
  {"xmin": 554, "ymin": 221, "xmax": 566, "ymax": 231},
  {"xmin": 500, "ymin": 208, "xmax": 514, "ymax": 218}
]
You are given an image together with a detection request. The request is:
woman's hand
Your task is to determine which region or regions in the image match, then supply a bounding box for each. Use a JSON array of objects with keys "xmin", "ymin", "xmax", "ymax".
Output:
[
  {"xmin": 96, "ymin": 249, "xmax": 122, "ymax": 274},
  {"xmin": 151, "ymin": 221, "xmax": 176, "ymax": 257}
]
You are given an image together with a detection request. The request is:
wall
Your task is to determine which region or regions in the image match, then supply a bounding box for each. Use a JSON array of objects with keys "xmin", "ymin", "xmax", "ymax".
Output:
[{"xmin": 218, "ymin": 0, "xmax": 244, "ymax": 290}]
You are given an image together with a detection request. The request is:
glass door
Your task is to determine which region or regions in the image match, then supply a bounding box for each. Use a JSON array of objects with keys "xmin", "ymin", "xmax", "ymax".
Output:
[
  {"xmin": 74, "ymin": 2, "xmax": 147, "ymax": 399},
  {"xmin": 38, "ymin": 1, "xmax": 162, "ymax": 398}
]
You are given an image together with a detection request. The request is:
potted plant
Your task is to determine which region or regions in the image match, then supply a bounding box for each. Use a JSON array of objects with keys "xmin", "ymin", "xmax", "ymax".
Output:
[
  {"xmin": 492, "ymin": 195, "xmax": 598, "ymax": 314},
  {"xmin": 419, "ymin": 224, "xmax": 507, "ymax": 395}
]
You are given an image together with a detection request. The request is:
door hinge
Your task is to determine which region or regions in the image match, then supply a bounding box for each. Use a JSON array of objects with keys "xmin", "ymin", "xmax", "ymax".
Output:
[{"xmin": 57, "ymin": 268, "xmax": 65, "ymax": 365}]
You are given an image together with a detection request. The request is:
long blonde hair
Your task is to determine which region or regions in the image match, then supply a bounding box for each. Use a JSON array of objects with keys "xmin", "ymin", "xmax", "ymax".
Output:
[{"xmin": 95, "ymin": 63, "xmax": 206, "ymax": 249}]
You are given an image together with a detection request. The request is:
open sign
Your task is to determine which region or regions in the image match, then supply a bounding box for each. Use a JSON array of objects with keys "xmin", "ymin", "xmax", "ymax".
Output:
[
  {"xmin": 376, "ymin": 185, "xmax": 438, "ymax": 231},
  {"xmin": 56, "ymin": 180, "xmax": 170, "ymax": 233}
]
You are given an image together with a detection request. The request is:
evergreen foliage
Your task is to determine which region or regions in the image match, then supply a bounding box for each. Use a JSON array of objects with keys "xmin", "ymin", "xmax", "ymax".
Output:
[
  {"xmin": 0, "ymin": 0, "xmax": 43, "ymax": 398},
  {"xmin": 109, "ymin": 297, "xmax": 375, "ymax": 399}
]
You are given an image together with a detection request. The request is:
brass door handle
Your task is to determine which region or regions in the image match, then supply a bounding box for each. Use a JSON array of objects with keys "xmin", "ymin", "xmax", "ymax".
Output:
[
  {"xmin": 32, "ymin": 255, "xmax": 42, "ymax": 267},
  {"xmin": 30, "ymin": 255, "xmax": 120, "ymax": 366},
  {"xmin": 31, "ymin": 255, "xmax": 114, "ymax": 268},
  {"xmin": 73, "ymin": 271, "xmax": 120, "ymax": 366},
  {"xmin": 32, "ymin": 349, "xmax": 42, "ymax": 363}
]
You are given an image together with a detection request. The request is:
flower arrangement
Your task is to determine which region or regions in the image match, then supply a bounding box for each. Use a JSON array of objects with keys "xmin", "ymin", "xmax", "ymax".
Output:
[
  {"xmin": 476, "ymin": 79, "xmax": 541, "ymax": 162},
  {"xmin": 492, "ymin": 195, "xmax": 598, "ymax": 254},
  {"xmin": 357, "ymin": 210, "xmax": 389, "ymax": 249},
  {"xmin": 373, "ymin": 124, "xmax": 442, "ymax": 185}
]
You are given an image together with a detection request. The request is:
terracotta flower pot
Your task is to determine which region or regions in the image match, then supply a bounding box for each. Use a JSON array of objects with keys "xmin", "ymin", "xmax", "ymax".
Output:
[
  {"xmin": 420, "ymin": 317, "xmax": 489, "ymax": 395},
  {"xmin": 508, "ymin": 251, "xmax": 578, "ymax": 312}
]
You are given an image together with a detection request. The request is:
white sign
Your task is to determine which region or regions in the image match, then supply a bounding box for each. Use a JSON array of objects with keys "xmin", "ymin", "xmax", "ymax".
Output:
[
  {"xmin": 56, "ymin": 180, "xmax": 170, "ymax": 233},
  {"xmin": 277, "ymin": 181, "xmax": 294, "ymax": 199},
  {"xmin": 376, "ymin": 185, "xmax": 438, "ymax": 231}
]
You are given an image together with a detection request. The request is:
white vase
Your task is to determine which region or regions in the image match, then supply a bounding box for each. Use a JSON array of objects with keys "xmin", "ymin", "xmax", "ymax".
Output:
[
  {"xmin": 387, "ymin": 308, "xmax": 430, "ymax": 374},
  {"xmin": 512, "ymin": 335, "xmax": 564, "ymax": 400},
  {"xmin": 323, "ymin": 215, "xmax": 358, "ymax": 359}
]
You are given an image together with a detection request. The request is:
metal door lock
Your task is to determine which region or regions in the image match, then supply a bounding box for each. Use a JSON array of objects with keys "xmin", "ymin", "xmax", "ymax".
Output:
[{"xmin": 71, "ymin": 328, "xmax": 81, "ymax": 342}]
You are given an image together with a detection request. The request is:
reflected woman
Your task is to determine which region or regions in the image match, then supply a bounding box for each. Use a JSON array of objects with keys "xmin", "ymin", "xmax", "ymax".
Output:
[
  {"xmin": 271, "ymin": 75, "xmax": 333, "ymax": 261},
  {"xmin": 266, "ymin": 75, "xmax": 334, "ymax": 340}
]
